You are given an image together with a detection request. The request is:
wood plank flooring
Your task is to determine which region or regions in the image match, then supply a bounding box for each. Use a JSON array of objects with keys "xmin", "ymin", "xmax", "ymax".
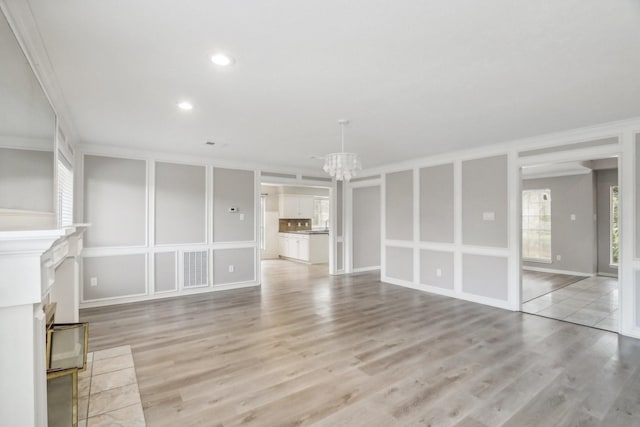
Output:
[{"xmin": 80, "ymin": 260, "xmax": 640, "ymax": 426}]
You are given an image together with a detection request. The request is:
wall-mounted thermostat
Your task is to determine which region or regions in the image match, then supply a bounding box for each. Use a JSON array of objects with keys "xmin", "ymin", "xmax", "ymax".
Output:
[{"xmin": 228, "ymin": 207, "xmax": 238, "ymax": 213}]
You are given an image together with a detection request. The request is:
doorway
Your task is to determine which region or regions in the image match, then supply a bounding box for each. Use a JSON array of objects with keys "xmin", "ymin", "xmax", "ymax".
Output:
[
  {"xmin": 520, "ymin": 157, "xmax": 620, "ymax": 332},
  {"xmin": 260, "ymin": 183, "xmax": 331, "ymax": 282}
]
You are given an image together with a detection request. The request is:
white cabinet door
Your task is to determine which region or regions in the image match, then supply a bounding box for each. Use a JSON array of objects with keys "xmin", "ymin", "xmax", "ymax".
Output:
[
  {"xmin": 278, "ymin": 235, "xmax": 287, "ymax": 256},
  {"xmin": 289, "ymin": 237, "xmax": 299, "ymax": 258},
  {"xmin": 298, "ymin": 238, "xmax": 310, "ymax": 261},
  {"xmin": 298, "ymin": 196, "xmax": 314, "ymax": 219},
  {"xmin": 279, "ymin": 195, "xmax": 314, "ymax": 219}
]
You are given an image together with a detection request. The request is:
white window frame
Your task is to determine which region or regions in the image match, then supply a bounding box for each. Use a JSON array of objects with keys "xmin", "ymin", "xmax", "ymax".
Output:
[
  {"xmin": 312, "ymin": 196, "xmax": 330, "ymax": 230},
  {"xmin": 260, "ymin": 195, "xmax": 266, "ymax": 252},
  {"xmin": 610, "ymin": 185, "xmax": 619, "ymax": 267},
  {"xmin": 522, "ymin": 189, "xmax": 552, "ymax": 263}
]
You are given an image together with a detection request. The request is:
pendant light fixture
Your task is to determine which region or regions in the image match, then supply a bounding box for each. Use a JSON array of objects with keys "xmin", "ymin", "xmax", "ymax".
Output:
[{"xmin": 323, "ymin": 119, "xmax": 361, "ymax": 181}]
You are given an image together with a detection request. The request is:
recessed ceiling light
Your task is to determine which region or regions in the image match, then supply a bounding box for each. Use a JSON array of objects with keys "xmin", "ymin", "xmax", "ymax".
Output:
[
  {"xmin": 211, "ymin": 53, "xmax": 234, "ymax": 66},
  {"xmin": 177, "ymin": 101, "xmax": 193, "ymax": 111}
]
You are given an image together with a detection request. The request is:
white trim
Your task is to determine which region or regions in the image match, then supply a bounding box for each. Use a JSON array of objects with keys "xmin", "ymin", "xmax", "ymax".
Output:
[
  {"xmin": 349, "ymin": 178, "xmax": 382, "ymax": 188},
  {"xmin": 380, "ymin": 173, "xmax": 386, "ymax": 279},
  {"xmin": 79, "ymin": 280, "xmax": 259, "ymax": 308},
  {"xmin": 620, "ymin": 131, "xmax": 635, "ymax": 336},
  {"xmin": 385, "ymin": 239, "xmax": 414, "ymax": 248},
  {"xmin": 453, "ymin": 160, "xmax": 462, "ymax": 294},
  {"xmin": 352, "ymin": 266, "xmax": 380, "ymax": 273},
  {"xmin": 522, "ymin": 266, "xmax": 593, "ymax": 277},
  {"xmin": 522, "ymin": 257, "xmax": 553, "ymax": 264},
  {"xmin": 361, "ymin": 117, "xmax": 639, "ymax": 177},
  {"xmin": 382, "ymin": 276, "xmax": 514, "ymax": 311},
  {"xmin": 507, "ymin": 149, "xmax": 521, "ymax": 309},
  {"xmin": 344, "ymin": 182, "xmax": 353, "ymax": 273},
  {"xmin": 460, "ymin": 245, "xmax": 510, "ymax": 257},
  {"xmin": 416, "ymin": 241, "xmax": 456, "ymax": 252},
  {"xmin": 412, "ymin": 168, "xmax": 420, "ymax": 285},
  {"xmin": 597, "ymin": 272, "xmax": 619, "ymax": 278}
]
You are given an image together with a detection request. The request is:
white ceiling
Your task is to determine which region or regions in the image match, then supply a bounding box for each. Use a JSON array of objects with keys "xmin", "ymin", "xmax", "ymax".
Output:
[{"xmin": 26, "ymin": 0, "xmax": 640, "ymax": 170}]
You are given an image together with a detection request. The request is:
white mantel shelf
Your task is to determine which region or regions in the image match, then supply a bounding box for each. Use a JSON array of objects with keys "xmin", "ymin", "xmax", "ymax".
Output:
[{"xmin": 0, "ymin": 225, "xmax": 88, "ymax": 308}]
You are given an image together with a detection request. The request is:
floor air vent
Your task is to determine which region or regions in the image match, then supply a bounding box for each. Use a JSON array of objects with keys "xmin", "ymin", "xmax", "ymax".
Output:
[{"xmin": 183, "ymin": 251, "xmax": 208, "ymax": 289}]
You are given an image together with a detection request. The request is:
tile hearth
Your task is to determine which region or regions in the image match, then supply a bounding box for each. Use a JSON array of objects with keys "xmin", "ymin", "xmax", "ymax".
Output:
[{"xmin": 77, "ymin": 345, "xmax": 146, "ymax": 427}]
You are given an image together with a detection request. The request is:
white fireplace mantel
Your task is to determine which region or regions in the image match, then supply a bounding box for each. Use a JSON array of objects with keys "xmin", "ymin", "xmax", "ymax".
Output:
[{"xmin": 0, "ymin": 224, "xmax": 88, "ymax": 427}]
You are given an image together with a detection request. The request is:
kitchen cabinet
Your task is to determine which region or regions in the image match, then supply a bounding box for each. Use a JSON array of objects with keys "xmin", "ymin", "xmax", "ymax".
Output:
[
  {"xmin": 278, "ymin": 232, "xmax": 328, "ymax": 264},
  {"xmin": 279, "ymin": 195, "xmax": 314, "ymax": 219}
]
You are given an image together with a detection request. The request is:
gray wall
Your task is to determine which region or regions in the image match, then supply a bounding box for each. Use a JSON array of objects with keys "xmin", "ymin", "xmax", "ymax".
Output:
[
  {"xmin": 83, "ymin": 155, "xmax": 147, "ymax": 247},
  {"xmin": 213, "ymin": 248, "xmax": 255, "ymax": 284},
  {"xmin": 155, "ymin": 162, "xmax": 206, "ymax": 244},
  {"xmin": 523, "ymin": 173, "xmax": 596, "ymax": 274},
  {"xmin": 463, "ymin": 254, "xmax": 508, "ymax": 300},
  {"xmin": 596, "ymin": 169, "xmax": 618, "ymax": 276},
  {"xmin": 154, "ymin": 252, "xmax": 176, "ymax": 292},
  {"xmin": 386, "ymin": 246, "xmax": 413, "ymax": 282},
  {"xmin": 420, "ymin": 163, "xmax": 454, "ymax": 243},
  {"xmin": 83, "ymin": 254, "xmax": 146, "ymax": 300},
  {"xmin": 213, "ymin": 168, "xmax": 255, "ymax": 242},
  {"xmin": 352, "ymin": 186, "xmax": 381, "ymax": 269},
  {"xmin": 462, "ymin": 155, "xmax": 508, "ymax": 247},
  {"xmin": 386, "ymin": 170, "xmax": 413, "ymax": 241},
  {"xmin": 0, "ymin": 148, "xmax": 53, "ymax": 212},
  {"xmin": 420, "ymin": 249, "xmax": 454, "ymax": 290}
]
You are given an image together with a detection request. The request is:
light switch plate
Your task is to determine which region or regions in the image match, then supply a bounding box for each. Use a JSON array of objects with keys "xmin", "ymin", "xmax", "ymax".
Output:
[{"xmin": 482, "ymin": 212, "xmax": 495, "ymax": 221}]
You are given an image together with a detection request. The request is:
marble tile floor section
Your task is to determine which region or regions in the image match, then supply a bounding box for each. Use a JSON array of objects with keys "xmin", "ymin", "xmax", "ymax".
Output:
[
  {"xmin": 522, "ymin": 275, "xmax": 619, "ymax": 332},
  {"xmin": 77, "ymin": 345, "xmax": 146, "ymax": 427}
]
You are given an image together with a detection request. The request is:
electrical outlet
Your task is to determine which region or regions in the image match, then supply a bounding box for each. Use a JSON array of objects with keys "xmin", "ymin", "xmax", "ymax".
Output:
[
  {"xmin": 570, "ymin": 214, "xmax": 576, "ymax": 221},
  {"xmin": 90, "ymin": 277, "xmax": 98, "ymax": 287},
  {"xmin": 556, "ymin": 255, "xmax": 562, "ymax": 261},
  {"xmin": 436, "ymin": 268, "xmax": 442, "ymax": 277},
  {"xmin": 239, "ymin": 213, "xmax": 245, "ymax": 221},
  {"xmin": 228, "ymin": 264, "xmax": 234, "ymax": 273}
]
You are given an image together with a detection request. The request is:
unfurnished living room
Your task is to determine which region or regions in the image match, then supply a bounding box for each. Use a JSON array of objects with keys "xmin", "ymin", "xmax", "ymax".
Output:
[{"xmin": 3, "ymin": 1, "xmax": 640, "ymax": 426}]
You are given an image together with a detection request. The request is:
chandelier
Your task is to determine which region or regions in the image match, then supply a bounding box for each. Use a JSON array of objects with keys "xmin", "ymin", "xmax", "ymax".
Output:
[{"xmin": 323, "ymin": 119, "xmax": 362, "ymax": 181}]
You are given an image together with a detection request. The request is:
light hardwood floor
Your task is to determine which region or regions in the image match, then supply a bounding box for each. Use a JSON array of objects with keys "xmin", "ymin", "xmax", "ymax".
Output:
[{"xmin": 80, "ymin": 260, "xmax": 640, "ymax": 426}]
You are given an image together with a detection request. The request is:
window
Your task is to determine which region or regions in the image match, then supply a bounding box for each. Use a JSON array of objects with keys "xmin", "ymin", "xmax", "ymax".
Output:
[
  {"xmin": 610, "ymin": 185, "xmax": 619, "ymax": 266},
  {"xmin": 57, "ymin": 152, "xmax": 73, "ymax": 226},
  {"xmin": 522, "ymin": 189, "xmax": 551, "ymax": 262},
  {"xmin": 260, "ymin": 195, "xmax": 266, "ymax": 251},
  {"xmin": 312, "ymin": 197, "xmax": 330, "ymax": 229}
]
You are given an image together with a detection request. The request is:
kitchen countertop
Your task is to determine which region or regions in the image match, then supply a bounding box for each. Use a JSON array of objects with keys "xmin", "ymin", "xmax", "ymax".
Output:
[{"xmin": 280, "ymin": 230, "xmax": 329, "ymax": 235}]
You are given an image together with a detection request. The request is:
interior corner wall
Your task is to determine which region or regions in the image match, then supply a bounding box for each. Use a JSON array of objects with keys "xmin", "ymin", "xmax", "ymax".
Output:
[
  {"xmin": 420, "ymin": 163, "xmax": 454, "ymax": 243},
  {"xmin": 381, "ymin": 153, "xmax": 512, "ymax": 310},
  {"xmin": 352, "ymin": 185, "xmax": 381, "ymax": 269},
  {"xmin": 462, "ymin": 155, "xmax": 508, "ymax": 248},
  {"xmin": 385, "ymin": 170, "xmax": 413, "ymax": 241},
  {"xmin": 155, "ymin": 162, "xmax": 206, "ymax": 245},
  {"xmin": 82, "ymin": 155, "xmax": 147, "ymax": 247},
  {"xmin": 79, "ymin": 151, "xmax": 259, "ymax": 306},
  {"xmin": 0, "ymin": 147, "xmax": 54, "ymax": 212},
  {"xmin": 213, "ymin": 168, "xmax": 255, "ymax": 242},
  {"xmin": 522, "ymin": 173, "xmax": 596, "ymax": 275}
]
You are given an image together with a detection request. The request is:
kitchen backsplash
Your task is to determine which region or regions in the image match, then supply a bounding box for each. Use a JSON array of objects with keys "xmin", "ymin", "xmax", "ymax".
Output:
[{"xmin": 279, "ymin": 218, "xmax": 312, "ymax": 232}]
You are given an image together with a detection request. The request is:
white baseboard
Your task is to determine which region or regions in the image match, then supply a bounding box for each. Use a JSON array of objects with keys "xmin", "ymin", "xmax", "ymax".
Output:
[
  {"xmin": 352, "ymin": 266, "xmax": 380, "ymax": 273},
  {"xmin": 80, "ymin": 281, "xmax": 260, "ymax": 309},
  {"xmin": 522, "ymin": 266, "xmax": 593, "ymax": 277},
  {"xmin": 381, "ymin": 276, "xmax": 516, "ymax": 311},
  {"xmin": 597, "ymin": 272, "xmax": 619, "ymax": 278}
]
